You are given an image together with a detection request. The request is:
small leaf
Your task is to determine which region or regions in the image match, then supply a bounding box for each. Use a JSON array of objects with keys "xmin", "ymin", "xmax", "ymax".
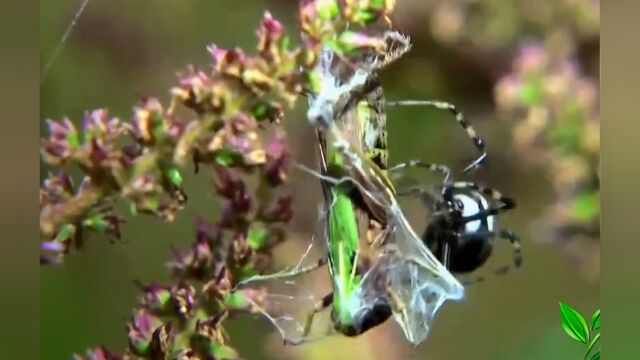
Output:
[
  {"xmin": 308, "ymin": 69, "xmax": 322, "ymax": 93},
  {"xmin": 570, "ymin": 192, "xmax": 600, "ymax": 223},
  {"xmin": 214, "ymin": 149, "xmax": 242, "ymax": 167},
  {"xmin": 150, "ymin": 112, "xmax": 167, "ymax": 142},
  {"xmin": 67, "ymin": 129, "xmax": 80, "ymax": 148},
  {"xmin": 224, "ymin": 292, "xmax": 250, "ymax": 309},
  {"xmin": 129, "ymin": 201, "xmax": 138, "ymax": 216},
  {"xmin": 518, "ymin": 76, "xmax": 544, "ymax": 106},
  {"xmin": 585, "ymin": 333, "xmax": 600, "ymax": 359},
  {"xmin": 591, "ymin": 309, "xmax": 600, "ymax": 330},
  {"xmin": 247, "ymin": 224, "xmax": 268, "ymax": 250},
  {"xmin": 353, "ymin": 9, "xmax": 376, "ymax": 23},
  {"xmin": 280, "ymin": 35, "xmax": 290, "ymax": 51},
  {"xmin": 559, "ymin": 301, "xmax": 590, "ymax": 344},
  {"xmin": 210, "ymin": 343, "xmax": 239, "ymax": 359},
  {"xmin": 590, "ymin": 348, "xmax": 600, "ymax": 360},
  {"xmin": 316, "ymin": 0, "xmax": 339, "ymax": 20},
  {"xmin": 165, "ymin": 166, "xmax": 183, "ymax": 187},
  {"xmin": 83, "ymin": 215, "xmax": 109, "ymax": 232},
  {"xmin": 129, "ymin": 338, "xmax": 151, "ymax": 357},
  {"xmin": 253, "ymin": 103, "xmax": 268, "ymax": 119},
  {"xmin": 57, "ymin": 223, "xmax": 76, "ymax": 241}
]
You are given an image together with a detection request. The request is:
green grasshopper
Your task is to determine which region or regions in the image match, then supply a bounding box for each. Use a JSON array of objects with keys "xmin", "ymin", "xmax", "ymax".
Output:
[
  {"xmin": 235, "ymin": 31, "xmax": 483, "ymax": 346},
  {"xmin": 234, "ymin": 34, "xmax": 413, "ymax": 343}
]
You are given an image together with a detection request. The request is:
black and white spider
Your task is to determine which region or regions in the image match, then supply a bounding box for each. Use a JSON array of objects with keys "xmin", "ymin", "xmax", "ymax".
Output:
[
  {"xmin": 395, "ymin": 177, "xmax": 522, "ymax": 283},
  {"xmin": 381, "ymin": 94, "xmax": 520, "ymax": 281}
]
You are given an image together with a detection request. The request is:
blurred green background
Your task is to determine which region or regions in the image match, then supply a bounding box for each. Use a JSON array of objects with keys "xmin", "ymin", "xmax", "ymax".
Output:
[{"xmin": 39, "ymin": 0, "xmax": 599, "ymax": 359}]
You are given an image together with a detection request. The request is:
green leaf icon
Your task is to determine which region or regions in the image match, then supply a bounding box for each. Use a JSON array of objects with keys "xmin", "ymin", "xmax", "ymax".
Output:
[
  {"xmin": 591, "ymin": 309, "xmax": 600, "ymax": 331},
  {"xmin": 559, "ymin": 301, "xmax": 590, "ymax": 344},
  {"xmin": 590, "ymin": 348, "xmax": 601, "ymax": 360}
]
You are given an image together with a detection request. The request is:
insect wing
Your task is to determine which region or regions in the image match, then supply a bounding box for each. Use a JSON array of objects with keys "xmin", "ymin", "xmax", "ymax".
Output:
[
  {"xmin": 238, "ymin": 278, "xmax": 323, "ymax": 343},
  {"xmin": 385, "ymin": 211, "xmax": 464, "ymax": 345},
  {"xmin": 233, "ymin": 214, "xmax": 335, "ymax": 345}
]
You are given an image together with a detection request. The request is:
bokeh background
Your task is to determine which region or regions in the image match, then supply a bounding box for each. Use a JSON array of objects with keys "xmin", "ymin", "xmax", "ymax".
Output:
[{"xmin": 39, "ymin": 0, "xmax": 600, "ymax": 359}]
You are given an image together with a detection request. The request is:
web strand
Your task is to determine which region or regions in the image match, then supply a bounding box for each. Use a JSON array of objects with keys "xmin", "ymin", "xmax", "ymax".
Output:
[{"xmin": 41, "ymin": 0, "xmax": 92, "ymax": 84}]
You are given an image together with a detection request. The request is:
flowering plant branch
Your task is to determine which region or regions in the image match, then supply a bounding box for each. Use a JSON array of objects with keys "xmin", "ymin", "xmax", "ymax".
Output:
[
  {"xmin": 40, "ymin": 0, "xmax": 395, "ymax": 264},
  {"xmin": 494, "ymin": 43, "xmax": 600, "ymax": 280}
]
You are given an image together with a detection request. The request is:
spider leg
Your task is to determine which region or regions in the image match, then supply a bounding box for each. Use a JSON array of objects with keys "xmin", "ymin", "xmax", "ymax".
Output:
[
  {"xmin": 388, "ymin": 160, "xmax": 452, "ymax": 184},
  {"xmin": 386, "ymin": 100, "xmax": 486, "ymax": 173},
  {"xmin": 498, "ymin": 229, "xmax": 523, "ymax": 270},
  {"xmin": 458, "ymin": 229, "xmax": 522, "ymax": 286}
]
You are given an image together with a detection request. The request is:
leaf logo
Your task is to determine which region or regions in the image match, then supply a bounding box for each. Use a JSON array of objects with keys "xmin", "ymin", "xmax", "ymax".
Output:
[{"xmin": 559, "ymin": 302, "xmax": 601, "ymax": 360}]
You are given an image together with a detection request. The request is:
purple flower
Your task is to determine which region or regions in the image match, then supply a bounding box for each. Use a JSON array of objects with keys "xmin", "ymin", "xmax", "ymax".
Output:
[
  {"xmin": 260, "ymin": 195, "xmax": 293, "ymax": 223},
  {"xmin": 257, "ymin": 12, "xmax": 285, "ymax": 62},
  {"xmin": 136, "ymin": 282, "xmax": 172, "ymax": 313},
  {"xmin": 127, "ymin": 311, "xmax": 162, "ymax": 356},
  {"xmin": 515, "ymin": 43, "xmax": 547, "ymax": 74},
  {"xmin": 207, "ymin": 45, "xmax": 247, "ymax": 78},
  {"xmin": 73, "ymin": 347, "xmax": 122, "ymax": 360},
  {"xmin": 42, "ymin": 118, "xmax": 78, "ymax": 163},
  {"xmin": 40, "ymin": 241, "xmax": 66, "ymax": 264},
  {"xmin": 195, "ymin": 217, "xmax": 222, "ymax": 244},
  {"xmin": 264, "ymin": 132, "xmax": 289, "ymax": 186}
]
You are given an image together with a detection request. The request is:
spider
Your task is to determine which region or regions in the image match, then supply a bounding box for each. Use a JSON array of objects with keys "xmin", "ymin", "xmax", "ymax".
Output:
[
  {"xmin": 396, "ymin": 178, "xmax": 522, "ymax": 283},
  {"xmin": 382, "ymin": 95, "xmax": 520, "ymax": 282}
]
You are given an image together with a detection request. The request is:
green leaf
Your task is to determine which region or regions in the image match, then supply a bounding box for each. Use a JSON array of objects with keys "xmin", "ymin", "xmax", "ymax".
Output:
[
  {"xmin": 518, "ymin": 77, "xmax": 544, "ymax": 106},
  {"xmin": 316, "ymin": 0, "xmax": 339, "ymax": 20},
  {"xmin": 130, "ymin": 339, "xmax": 151, "ymax": 356},
  {"xmin": 353, "ymin": 9, "xmax": 376, "ymax": 23},
  {"xmin": 238, "ymin": 265, "xmax": 258, "ymax": 279},
  {"xmin": 280, "ymin": 35, "xmax": 290, "ymax": 51},
  {"xmin": 165, "ymin": 166, "xmax": 183, "ymax": 187},
  {"xmin": 67, "ymin": 129, "xmax": 80, "ymax": 148},
  {"xmin": 571, "ymin": 192, "xmax": 600, "ymax": 223},
  {"xmin": 150, "ymin": 112, "xmax": 166, "ymax": 142},
  {"xmin": 585, "ymin": 333, "xmax": 600, "ymax": 359},
  {"xmin": 57, "ymin": 223, "xmax": 76, "ymax": 241},
  {"xmin": 210, "ymin": 343, "xmax": 239, "ymax": 359},
  {"xmin": 224, "ymin": 292, "xmax": 250, "ymax": 309},
  {"xmin": 559, "ymin": 302, "xmax": 590, "ymax": 344},
  {"xmin": 214, "ymin": 149, "xmax": 242, "ymax": 167},
  {"xmin": 253, "ymin": 103, "xmax": 268, "ymax": 119},
  {"xmin": 129, "ymin": 201, "xmax": 138, "ymax": 216},
  {"xmin": 308, "ymin": 69, "xmax": 322, "ymax": 94},
  {"xmin": 547, "ymin": 108, "xmax": 583, "ymax": 154},
  {"xmin": 83, "ymin": 215, "xmax": 108, "ymax": 232},
  {"xmin": 590, "ymin": 348, "xmax": 600, "ymax": 360},
  {"xmin": 247, "ymin": 224, "xmax": 268, "ymax": 250},
  {"xmin": 591, "ymin": 309, "xmax": 600, "ymax": 330}
]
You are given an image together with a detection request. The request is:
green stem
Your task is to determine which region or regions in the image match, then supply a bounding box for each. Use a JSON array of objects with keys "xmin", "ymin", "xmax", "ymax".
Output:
[{"xmin": 584, "ymin": 332, "xmax": 600, "ymax": 359}]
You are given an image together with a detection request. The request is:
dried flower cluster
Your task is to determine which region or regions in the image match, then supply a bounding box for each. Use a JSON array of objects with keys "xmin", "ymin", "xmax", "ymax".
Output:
[
  {"xmin": 40, "ymin": 0, "xmax": 396, "ymax": 264},
  {"xmin": 40, "ymin": 0, "xmax": 399, "ymax": 358},
  {"xmin": 495, "ymin": 43, "xmax": 600, "ymax": 280}
]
